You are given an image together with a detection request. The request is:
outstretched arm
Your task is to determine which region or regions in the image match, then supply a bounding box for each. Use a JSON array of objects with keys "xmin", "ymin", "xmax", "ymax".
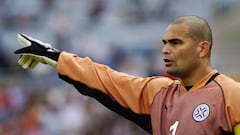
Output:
[
  {"xmin": 14, "ymin": 34, "xmax": 154, "ymax": 114},
  {"xmin": 14, "ymin": 34, "xmax": 161, "ymax": 133}
]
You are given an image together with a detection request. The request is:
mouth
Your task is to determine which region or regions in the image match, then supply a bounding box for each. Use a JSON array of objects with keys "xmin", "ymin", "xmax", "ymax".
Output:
[{"xmin": 163, "ymin": 58, "xmax": 174, "ymax": 66}]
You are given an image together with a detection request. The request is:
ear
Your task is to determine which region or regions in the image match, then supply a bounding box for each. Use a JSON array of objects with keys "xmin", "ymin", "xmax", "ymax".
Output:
[{"xmin": 198, "ymin": 41, "xmax": 211, "ymax": 58}]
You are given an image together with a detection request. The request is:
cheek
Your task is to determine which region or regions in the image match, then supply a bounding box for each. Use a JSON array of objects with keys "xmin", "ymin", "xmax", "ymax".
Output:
[{"xmin": 177, "ymin": 49, "xmax": 198, "ymax": 67}]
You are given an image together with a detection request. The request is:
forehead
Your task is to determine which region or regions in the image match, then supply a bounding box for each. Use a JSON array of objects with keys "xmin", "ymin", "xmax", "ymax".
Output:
[{"xmin": 163, "ymin": 23, "xmax": 191, "ymax": 40}]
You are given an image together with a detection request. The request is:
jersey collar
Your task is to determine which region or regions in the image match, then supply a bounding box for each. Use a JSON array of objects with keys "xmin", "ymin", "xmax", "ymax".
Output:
[{"xmin": 181, "ymin": 70, "xmax": 219, "ymax": 92}]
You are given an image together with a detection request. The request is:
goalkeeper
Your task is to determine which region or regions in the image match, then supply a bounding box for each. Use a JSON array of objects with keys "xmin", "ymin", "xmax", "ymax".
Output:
[{"xmin": 15, "ymin": 15, "xmax": 240, "ymax": 135}]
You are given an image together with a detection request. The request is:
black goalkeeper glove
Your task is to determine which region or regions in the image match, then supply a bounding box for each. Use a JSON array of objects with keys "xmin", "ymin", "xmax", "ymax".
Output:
[{"xmin": 14, "ymin": 34, "xmax": 60, "ymax": 69}]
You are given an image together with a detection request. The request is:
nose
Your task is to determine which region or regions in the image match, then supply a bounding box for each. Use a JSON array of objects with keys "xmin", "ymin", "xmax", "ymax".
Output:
[{"xmin": 162, "ymin": 44, "xmax": 170, "ymax": 55}]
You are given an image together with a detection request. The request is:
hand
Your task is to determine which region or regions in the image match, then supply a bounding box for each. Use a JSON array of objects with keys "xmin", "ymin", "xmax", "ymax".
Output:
[{"xmin": 14, "ymin": 34, "xmax": 60, "ymax": 68}]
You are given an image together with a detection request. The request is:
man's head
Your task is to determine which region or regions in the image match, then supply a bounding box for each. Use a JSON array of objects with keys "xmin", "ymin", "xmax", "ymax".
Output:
[{"xmin": 162, "ymin": 15, "xmax": 213, "ymax": 79}]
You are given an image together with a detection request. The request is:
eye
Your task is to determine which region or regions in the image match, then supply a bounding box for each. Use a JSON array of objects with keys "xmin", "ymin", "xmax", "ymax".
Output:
[
  {"xmin": 169, "ymin": 39, "xmax": 183, "ymax": 45},
  {"xmin": 172, "ymin": 41, "xmax": 180, "ymax": 45}
]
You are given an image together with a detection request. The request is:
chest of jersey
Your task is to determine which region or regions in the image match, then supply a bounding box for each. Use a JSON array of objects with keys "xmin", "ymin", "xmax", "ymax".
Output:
[{"xmin": 150, "ymin": 81, "xmax": 229, "ymax": 135}]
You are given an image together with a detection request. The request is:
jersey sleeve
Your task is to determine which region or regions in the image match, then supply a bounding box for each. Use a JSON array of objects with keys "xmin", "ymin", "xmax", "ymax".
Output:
[
  {"xmin": 56, "ymin": 52, "xmax": 173, "ymax": 114},
  {"xmin": 216, "ymin": 75, "xmax": 240, "ymax": 131}
]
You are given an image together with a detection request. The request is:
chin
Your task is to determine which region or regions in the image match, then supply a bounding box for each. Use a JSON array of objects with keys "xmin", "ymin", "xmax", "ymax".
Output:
[
  {"xmin": 166, "ymin": 69, "xmax": 178, "ymax": 77},
  {"xmin": 166, "ymin": 68, "xmax": 174, "ymax": 74}
]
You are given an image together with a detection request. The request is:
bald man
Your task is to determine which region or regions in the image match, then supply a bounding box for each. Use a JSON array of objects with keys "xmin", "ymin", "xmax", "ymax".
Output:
[{"xmin": 15, "ymin": 15, "xmax": 240, "ymax": 135}]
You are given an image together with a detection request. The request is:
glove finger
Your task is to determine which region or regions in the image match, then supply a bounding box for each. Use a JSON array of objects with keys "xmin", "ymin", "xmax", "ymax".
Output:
[
  {"xmin": 29, "ymin": 60, "xmax": 39, "ymax": 68},
  {"xmin": 22, "ymin": 57, "xmax": 34, "ymax": 69},
  {"xmin": 14, "ymin": 46, "xmax": 33, "ymax": 54},
  {"xmin": 18, "ymin": 55, "xmax": 39, "ymax": 69},
  {"xmin": 17, "ymin": 34, "xmax": 31, "ymax": 46},
  {"xmin": 19, "ymin": 33, "xmax": 51, "ymax": 48},
  {"xmin": 18, "ymin": 55, "xmax": 29, "ymax": 65},
  {"xmin": 18, "ymin": 55, "xmax": 24, "ymax": 65}
]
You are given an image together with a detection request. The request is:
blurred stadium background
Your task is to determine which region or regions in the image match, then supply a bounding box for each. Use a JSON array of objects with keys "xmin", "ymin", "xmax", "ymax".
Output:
[{"xmin": 0, "ymin": 0, "xmax": 240, "ymax": 134}]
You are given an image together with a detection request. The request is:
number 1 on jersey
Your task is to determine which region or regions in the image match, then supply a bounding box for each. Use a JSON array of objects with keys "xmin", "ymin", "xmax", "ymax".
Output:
[{"xmin": 170, "ymin": 121, "xmax": 179, "ymax": 135}]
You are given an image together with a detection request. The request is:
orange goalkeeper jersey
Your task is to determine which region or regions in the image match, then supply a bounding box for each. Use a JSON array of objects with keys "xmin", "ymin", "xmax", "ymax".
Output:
[{"xmin": 57, "ymin": 52, "xmax": 240, "ymax": 135}]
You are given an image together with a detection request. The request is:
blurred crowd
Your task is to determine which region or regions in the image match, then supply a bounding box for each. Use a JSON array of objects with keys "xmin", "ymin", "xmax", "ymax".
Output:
[{"xmin": 0, "ymin": 0, "xmax": 240, "ymax": 135}]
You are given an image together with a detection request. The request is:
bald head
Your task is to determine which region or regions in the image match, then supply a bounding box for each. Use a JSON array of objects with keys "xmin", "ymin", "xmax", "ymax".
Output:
[{"xmin": 170, "ymin": 16, "xmax": 213, "ymax": 49}]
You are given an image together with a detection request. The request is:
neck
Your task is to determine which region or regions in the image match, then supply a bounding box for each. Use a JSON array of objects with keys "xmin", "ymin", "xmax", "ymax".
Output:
[{"xmin": 181, "ymin": 66, "xmax": 213, "ymax": 87}]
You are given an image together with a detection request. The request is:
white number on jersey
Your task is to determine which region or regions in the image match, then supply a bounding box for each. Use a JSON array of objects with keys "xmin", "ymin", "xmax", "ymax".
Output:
[{"xmin": 170, "ymin": 121, "xmax": 179, "ymax": 135}]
